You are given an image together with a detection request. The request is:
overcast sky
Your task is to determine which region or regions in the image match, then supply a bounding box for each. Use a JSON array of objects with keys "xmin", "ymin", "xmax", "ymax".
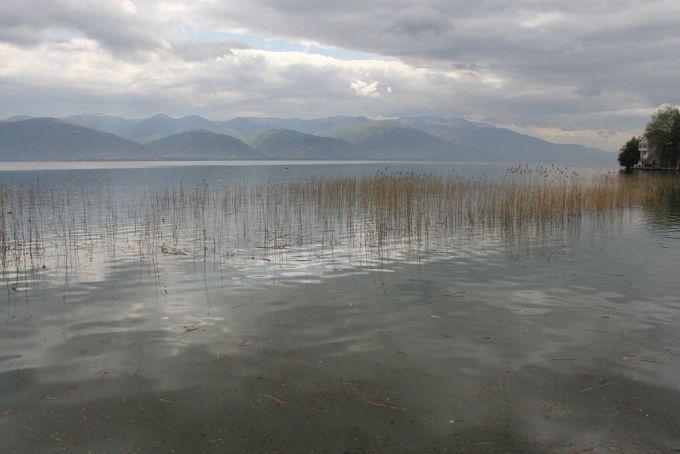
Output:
[{"xmin": 1, "ymin": 0, "xmax": 678, "ymax": 150}]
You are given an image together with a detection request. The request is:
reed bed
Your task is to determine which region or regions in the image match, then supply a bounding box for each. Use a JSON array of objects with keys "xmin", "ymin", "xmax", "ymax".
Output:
[{"xmin": 1, "ymin": 168, "xmax": 678, "ymax": 281}]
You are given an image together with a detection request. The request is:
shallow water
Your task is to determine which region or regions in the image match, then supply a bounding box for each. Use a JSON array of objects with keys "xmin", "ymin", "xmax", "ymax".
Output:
[{"xmin": 0, "ymin": 162, "xmax": 679, "ymax": 453}]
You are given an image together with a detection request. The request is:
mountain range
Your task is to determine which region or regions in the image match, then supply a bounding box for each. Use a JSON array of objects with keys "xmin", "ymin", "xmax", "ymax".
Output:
[{"xmin": 0, "ymin": 113, "xmax": 614, "ymax": 164}]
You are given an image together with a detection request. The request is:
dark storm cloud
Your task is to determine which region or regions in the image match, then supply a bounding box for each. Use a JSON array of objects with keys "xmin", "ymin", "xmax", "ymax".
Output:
[{"xmin": 0, "ymin": 0, "xmax": 164, "ymax": 56}]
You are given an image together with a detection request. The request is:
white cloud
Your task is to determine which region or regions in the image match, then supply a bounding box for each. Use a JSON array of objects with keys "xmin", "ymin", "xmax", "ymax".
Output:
[
  {"xmin": 350, "ymin": 79, "xmax": 381, "ymax": 97},
  {"xmin": 0, "ymin": 41, "xmax": 497, "ymax": 117}
]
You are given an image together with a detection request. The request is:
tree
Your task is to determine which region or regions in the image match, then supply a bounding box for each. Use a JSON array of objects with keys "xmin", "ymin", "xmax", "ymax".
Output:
[
  {"xmin": 645, "ymin": 105, "xmax": 680, "ymax": 169},
  {"xmin": 669, "ymin": 114, "xmax": 680, "ymax": 168},
  {"xmin": 618, "ymin": 136, "xmax": 640, "ymax": 170}
]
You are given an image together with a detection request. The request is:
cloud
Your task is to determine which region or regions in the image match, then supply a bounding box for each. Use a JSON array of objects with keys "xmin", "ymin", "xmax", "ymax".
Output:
[
  {"xmin": 0, "ymin": 41, "xmax": 498, "ymax": 118},
  {"xmin": 1, "ymin": 0, "xmax": 679, "ymax": 149},
  {"xmin": 506, "ymin": 125, "xmax": 640, "ymax": 151},
  {"xmin": 350, "ymin": 80, "xmax": 381, "ymax": 98},
  {"xmin": 171, "ymin": 39, "xmax": 248, "ymax": 61},
  {"xmin": 0, "ymin": 0, "xmax": 243, "ymax": 61},
  {"xmin": 0, "ymin": 0, "xmax": 166, "ymax": 57}
]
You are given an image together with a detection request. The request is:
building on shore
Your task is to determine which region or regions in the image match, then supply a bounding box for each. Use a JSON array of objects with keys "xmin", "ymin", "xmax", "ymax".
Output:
[
  {"xmin": 638, "ymin": 138, "xmax": 650, "ymax": 164},
  {"xmin": 638, "ymin": 137, "xmax": 662, "ymax": 168}
]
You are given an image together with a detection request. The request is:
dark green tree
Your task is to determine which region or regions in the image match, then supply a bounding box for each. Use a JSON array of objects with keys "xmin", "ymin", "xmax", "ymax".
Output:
[
  {"xmin": 669, "ymin": 114, "xmax": 680, "ymax": 168},
  {"xmin": 645, "ymin": 105, "xmax": 680, "ymax": 169},
  {"xmin": 617, "ymin": 136, "xmax": 640, "ymax": 170}
]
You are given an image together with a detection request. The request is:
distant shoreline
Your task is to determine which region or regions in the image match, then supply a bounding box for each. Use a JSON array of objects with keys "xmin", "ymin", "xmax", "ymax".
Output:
[{"xmin": 0, "ymin": 160, "xmax": 617, "ymax": 172}]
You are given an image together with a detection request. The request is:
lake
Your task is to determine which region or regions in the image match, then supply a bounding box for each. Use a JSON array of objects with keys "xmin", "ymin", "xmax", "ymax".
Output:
[{"xmin": 0, "ymin": 161, "xmax": 679, "ymax": 452}]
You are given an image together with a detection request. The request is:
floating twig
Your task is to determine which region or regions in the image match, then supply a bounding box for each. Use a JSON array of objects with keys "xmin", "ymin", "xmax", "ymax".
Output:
[
  {"xmin": 262, "ymin": 393, "xmax": 285, "ymax": 405},
  {"xmin": 641, "ymin": 359, "xmax": 668, "ymax": 365},
  {"xmin": 578, "ymin": 381, "xmax": 617, "ymax": 392},
  {"xmin": 442, "ymin": 292, "xmax": 466, "ymax": 298},
  {"xmin": 179, "ymin": 322, "xmax": 200, "ymax": 335},
  {"xmin": 368, "ymin": 400, "xmax": 406, "ymax": 412}
]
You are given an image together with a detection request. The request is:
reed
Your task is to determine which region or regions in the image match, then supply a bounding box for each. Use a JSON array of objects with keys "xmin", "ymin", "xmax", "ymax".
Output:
[{"xmin": 0, "ymin": 168, "xmax": 678, "ymax": 283}]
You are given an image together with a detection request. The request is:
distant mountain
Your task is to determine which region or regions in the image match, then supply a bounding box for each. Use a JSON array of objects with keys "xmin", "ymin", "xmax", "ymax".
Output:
[
  {"xmin": 324, "ymin": 119, "xmax": 491, "ymax": 160},
  {"xmin": 146, "ymin": 130, "xmax": 256, "ymax": 160},
  {"xmin": 3, "ymin": 116, "xmax": 35, "ymax": 122},
  {"xmin": 224, "ymin": 116, "xmax": 369, "ymax": 140},
  {"xmin": 396, "ymin": 117, "xmax": 612, "ymax": 164},
  {"xmin": 252, "ymin": 129, "xmax": 356, "ymax": 159},
  {"xmin": 1, "ymin": 113, "xmax": 615, "ymax": 164},
  {"xmin": 65, "ymin": 113, "xmax": 244, "ymax": 143},
  {"xmin": 64, "ymin": 113, "xmax": 138, "ymax": 138},
  {"xmin": 124, "ymin": 114, "xmax": 212, "ymax": 143},
  {"xmin": 0, "ymin": 118, "xmax": 147, "ymax": 161}
]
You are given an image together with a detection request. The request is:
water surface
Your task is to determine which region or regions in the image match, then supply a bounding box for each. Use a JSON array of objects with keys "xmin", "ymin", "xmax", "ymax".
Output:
[{"xmin": 0, "ymin": 162, "xmax": 678, "ymax": 453}]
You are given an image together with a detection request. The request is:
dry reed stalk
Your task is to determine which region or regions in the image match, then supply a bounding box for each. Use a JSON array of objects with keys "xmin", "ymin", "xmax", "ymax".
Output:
[{"xmin": 0, "ymin": 170, "xmax": 678, "ymax": 281}]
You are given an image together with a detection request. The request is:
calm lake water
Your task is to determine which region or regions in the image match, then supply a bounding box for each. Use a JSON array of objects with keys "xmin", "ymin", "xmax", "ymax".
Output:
[{"xmin": 0, "ymin": 161, "xmax": 679, "ymax": 453}]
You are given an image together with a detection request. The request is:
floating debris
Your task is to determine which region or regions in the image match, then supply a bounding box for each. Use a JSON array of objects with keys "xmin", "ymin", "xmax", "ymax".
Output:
[
  {"xmin": 179, "ymin": 322, "xmax": 201, "ymax": 335},
  {"xmin": 161, "ymin": 244, "xmax": 189, "ymax": 256},
  {"xmin": 368, "ymin": 400, "xmax": 406, "ymax": 412},
  {"xmin": 262, "ymin": 393, "xmax": 286, "ymax": 406}
]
